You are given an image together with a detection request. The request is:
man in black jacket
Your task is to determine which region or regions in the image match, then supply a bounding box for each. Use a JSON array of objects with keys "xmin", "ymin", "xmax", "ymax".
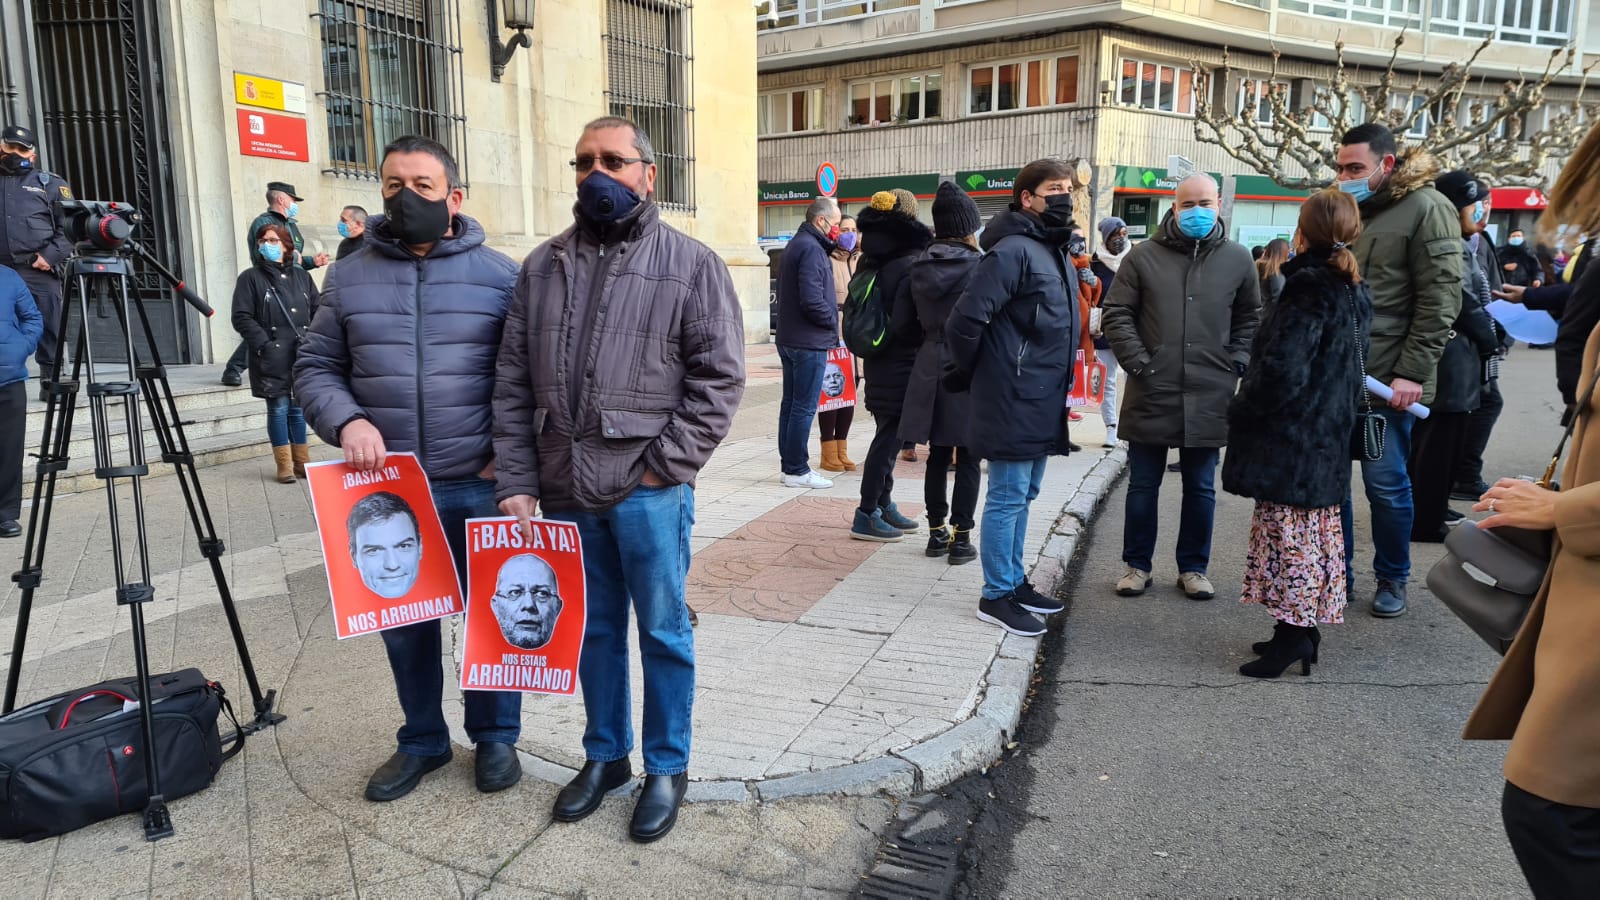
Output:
[
  {"xmin": 775, "ymin": 196, "xmax": 841, "ymax": 489},
  {"xmin": 945, "ymin": 159, "xmax": 1078, "ymax": 636},
  {"xmin": 0, "ymin": 124, "xmax": 72, "ymax": 372}
]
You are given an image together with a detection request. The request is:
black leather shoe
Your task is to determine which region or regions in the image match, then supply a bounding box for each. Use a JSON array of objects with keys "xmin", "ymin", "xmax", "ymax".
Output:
[
  {"xmin": 629, "ymin": 773, "xmax": 688, "ymax": 843},
  {"xmin": 553, "ymin": 758, "xmax": 633, "ymax": 822},
  {"xmin": 0, "ymin": 520, "xmax": 20, "ymax": 538},
  {"xmin": 475, "ymin": 741, "xmax": 522, "ymax": 793},
  {"xmin": 364, "ymin": 749, "xmax": 452, "ymax": 802},
  {"xmin": 220, "ymin": 371, "xmax": 243, "ymax": 387}
]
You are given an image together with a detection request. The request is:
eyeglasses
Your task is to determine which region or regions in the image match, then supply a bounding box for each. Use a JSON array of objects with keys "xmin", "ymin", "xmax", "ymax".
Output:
[
  {"xmin": 496, "ymin": 586, "xmax": 557, "ymax": 603},
  {"xmin": 569, "ymin": 154, "xmax": 651, "ymax": 173}
]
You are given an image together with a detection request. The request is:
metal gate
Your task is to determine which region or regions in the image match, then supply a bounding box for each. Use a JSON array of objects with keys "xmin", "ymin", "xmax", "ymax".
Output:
[{"xmin": 32, "ymin": 0, "xmax": 188, "ymax": 364}]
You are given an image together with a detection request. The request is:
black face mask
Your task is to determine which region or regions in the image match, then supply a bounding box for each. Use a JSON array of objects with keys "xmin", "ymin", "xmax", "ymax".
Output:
[
  {"xmin": 0, "ymin": 153, "xmax": 29, "ymax": 176},
  {"xmin": 1040, "ymin": 193, "xmax": 1075, "ymax": 228},
  {"xmin": 383, "ymin": 187, "xmax": 451, "ymax": 245}
]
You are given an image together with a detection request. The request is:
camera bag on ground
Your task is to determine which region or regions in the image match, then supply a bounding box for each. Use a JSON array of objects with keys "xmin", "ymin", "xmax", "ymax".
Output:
[{"xmin": 0, "ymin": 668, "xmax": 242, "ymax": 841}]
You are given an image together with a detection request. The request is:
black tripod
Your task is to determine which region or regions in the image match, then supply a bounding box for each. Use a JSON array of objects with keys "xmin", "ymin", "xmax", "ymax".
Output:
[{"xmin": 2, "ymin": 212, "xmax": 284, "ymax": 841}]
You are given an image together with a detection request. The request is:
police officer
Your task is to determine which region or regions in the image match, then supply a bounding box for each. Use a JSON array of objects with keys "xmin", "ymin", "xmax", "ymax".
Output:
[
  {"xmin": 222, "ymin": 181, "xmax": 329, "ymax": 385},
  {"xmin": 0, "ymin": 124, "xmax": 73, "ymax": 374}
]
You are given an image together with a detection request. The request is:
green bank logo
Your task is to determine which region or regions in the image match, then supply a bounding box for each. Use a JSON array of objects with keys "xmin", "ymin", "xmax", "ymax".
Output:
[
  {"xmin": 1141, "ymin": 170, "xmax": 1158, "ymax": 188},
  {"xmin": 966, "ymin": 173, "xmax": 986, "ymax": 190}
]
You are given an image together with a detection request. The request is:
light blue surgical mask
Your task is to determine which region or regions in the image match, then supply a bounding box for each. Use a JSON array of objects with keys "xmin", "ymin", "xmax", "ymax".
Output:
[
  {"xmin": 1471, "ymin": 201, "xmax": 1486, "ymax": 225},
  {"xmin": 286, "ymin": 202, "xmax": 300, "ymax": 220},
  {"xmin": 1177, "ymin": 206, "xmax": 1217, "ymax": 240},
  {"xmin": 259, "ymin": 242, "xmax": 284, "ymax": 263},
  {"xmin": 1338, "ymin": 176, "xmax": 1374, "ymax": 205},
  {"xmin": 337, "ymin": 221, "xmax": 352, "ymax": 239},
  {"xmin": 1508, "ymin": 236, "xmax": 1524, "ymax": 247}
]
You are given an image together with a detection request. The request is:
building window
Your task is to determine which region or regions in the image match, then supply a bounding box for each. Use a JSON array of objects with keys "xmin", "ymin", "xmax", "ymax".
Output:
[
  {"xmin": 1277, "ymin": 0, "xmax": 1422, "ymax": 30},
  {"xmin": 316, "ymin": 0, "xmax": 468, "ymax": 183},
  {"xmin": 1307, "ymin": 87, "xmax": 1366, "ymax": 131},
  {"xmin": 1118, "ymin": 57, "xmax": 1194, "ymax": 115},
  {"xmin": 848, "ymin": 72, "xmax": 940, "ymax": 126},
  {"xmin": 759, "ymin": 88, "xmax": 823, "ymax": 136},
  {"xmin": 968, "ymin": 55, "xmax": 1080, "ymax": 115},
  {"xmin": 1237, "ymin": 78, "xmax": 1288, "ymax": 124},
  {"xmin": 605, "ymin": 0, "xmax": 696, "ymax": 210}
]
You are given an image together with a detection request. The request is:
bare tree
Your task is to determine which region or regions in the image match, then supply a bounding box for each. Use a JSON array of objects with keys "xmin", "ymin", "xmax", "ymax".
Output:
[{"xmin": 1192, "ymin": 35, "xmax": 1598, "ymax": 189}]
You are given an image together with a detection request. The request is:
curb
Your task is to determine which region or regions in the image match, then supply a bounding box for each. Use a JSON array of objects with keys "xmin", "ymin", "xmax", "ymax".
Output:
[{"xmin": 516, "ymin": 448, "xmax": 1129, "ymax": 803}]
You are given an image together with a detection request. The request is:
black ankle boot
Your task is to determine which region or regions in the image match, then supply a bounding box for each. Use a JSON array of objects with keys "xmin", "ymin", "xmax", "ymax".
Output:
[
  {"xmin": 947, "ymin": 527, "xmax": 976, "ymax": 565},
  {"xmin": 629, "ymin": 773, "xmax": 688, "ymax": 843},
  {"xmin": 1240, "ymin": 622, "xmax": 1316, "ymax": 679},
  {"xmin": 926, "ymin": 524, "xmax": 951, "ymax": 557},
  {"xmin": 553, "ymin": 758, "xmax": 634, "ymax": 822},
  {"xmin": 1253, "ymin": 624, "xmax": 1319, "ymax": 662}
]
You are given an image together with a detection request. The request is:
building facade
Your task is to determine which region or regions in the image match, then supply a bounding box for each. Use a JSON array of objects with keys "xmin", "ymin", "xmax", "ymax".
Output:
[
  {"xmin": 0, "ymin": 0, "xmax": 763, "ymax": 365},
  {"xmin": 756, "ymin": 0, "xmax": 1595, "ymax": 249}
]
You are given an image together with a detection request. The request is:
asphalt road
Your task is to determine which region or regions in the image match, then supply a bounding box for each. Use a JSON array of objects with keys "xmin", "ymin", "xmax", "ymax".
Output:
[{"xmin": 953, "ymin": 348, "xmax": 1565, "ymax": 898}]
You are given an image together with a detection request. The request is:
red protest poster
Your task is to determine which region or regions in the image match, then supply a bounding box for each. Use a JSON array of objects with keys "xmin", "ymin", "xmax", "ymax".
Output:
[
  {"xmin": 818, "ymin": 347, "xmax": 857, "ymax": 412},
  {"xmin": 304, "ymin": 453, "xmax": 464, "ymax": 639},
  {"xmin": 1066, "ymin": 350, "xmax": 1108, "ymax": 408},
  {"xmin": 459, "ymin": 517, "xmax": 587, "ymax": 696}
]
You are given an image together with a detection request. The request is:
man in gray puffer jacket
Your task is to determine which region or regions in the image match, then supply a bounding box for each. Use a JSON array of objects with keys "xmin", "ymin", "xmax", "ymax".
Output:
[
  {"xmin": 295, "ymin": 136, "xmax": 524, "ymax": 803},
  {"xmin": 495, "ymin": 116, "xmax": 745, "ymax": 844}
]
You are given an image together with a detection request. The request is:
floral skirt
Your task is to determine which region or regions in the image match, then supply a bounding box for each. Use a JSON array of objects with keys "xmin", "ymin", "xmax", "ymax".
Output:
[{"xmin": 1240, "ymin": 501, "xmax": 1347, "ymax": 627}]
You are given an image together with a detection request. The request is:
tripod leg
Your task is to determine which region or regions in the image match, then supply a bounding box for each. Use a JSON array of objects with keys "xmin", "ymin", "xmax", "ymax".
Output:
[{"xmin": 127, "ymin": 293, "xmax": 282, "ymax": 731}]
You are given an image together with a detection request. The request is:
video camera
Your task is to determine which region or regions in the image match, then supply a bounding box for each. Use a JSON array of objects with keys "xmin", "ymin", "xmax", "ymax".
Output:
[{"xmin": 60, "ymin": 199, "xmax": 141, "ymax": 254}]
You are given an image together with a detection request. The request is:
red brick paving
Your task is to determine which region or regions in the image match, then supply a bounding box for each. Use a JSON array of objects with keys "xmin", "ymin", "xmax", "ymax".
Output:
[{"xmin": 688, "ymin": 494, "xmax": 924, "ymax": 622}]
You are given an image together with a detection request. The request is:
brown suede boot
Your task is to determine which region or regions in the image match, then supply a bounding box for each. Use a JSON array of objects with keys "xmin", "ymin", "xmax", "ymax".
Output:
[
  {"xmin": 837, "ymin": 439, "xmax": 858, "ymax": 471},
  {"xmin": 818, "ymin": 440, "xmax": 845, "ymax": 473},
  {"xmin": 291, "ymin": 443, "xmax": 310, "ymax": 478},
  {"xmin": 273, "ymin": 445, "xmax": 296, "ymax": 484}
]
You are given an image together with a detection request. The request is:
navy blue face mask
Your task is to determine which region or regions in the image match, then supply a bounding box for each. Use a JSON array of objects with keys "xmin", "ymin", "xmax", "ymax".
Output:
[{"xmin": 578, "ymin": 171, "xmax": 642, "ymax": 225}]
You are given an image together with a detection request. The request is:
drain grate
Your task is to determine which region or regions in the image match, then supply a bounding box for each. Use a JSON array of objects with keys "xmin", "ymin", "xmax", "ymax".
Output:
[{"xmin": 855, "ymin": 838, "xmax": 961, "ymax": 899}]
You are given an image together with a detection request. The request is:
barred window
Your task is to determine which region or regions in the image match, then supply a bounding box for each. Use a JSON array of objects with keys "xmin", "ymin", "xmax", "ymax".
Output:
[
  {"xmin": 605, "ymin": 0, "xmax": 696, "ymax": 211},
  {"xmin": 316, "ymin": 0, "xmax": 469, "ymax": 184}
]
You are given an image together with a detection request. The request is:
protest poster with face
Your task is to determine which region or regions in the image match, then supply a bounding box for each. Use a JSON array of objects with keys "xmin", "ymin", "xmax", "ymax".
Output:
[
  {"xmin": 459, "ymin": 517, "xmax": 586, "ymax": 696},
  {"xmin": 1066, "ymin": 350, "xmax": 1108, "ymax": 408},
  {"xmin": 818, "ymin": 347, "xmax": 857, "ymax": 413},
  {"xmin": 305, "ymin": 453, "xmax": 464, "ymax": 639}
]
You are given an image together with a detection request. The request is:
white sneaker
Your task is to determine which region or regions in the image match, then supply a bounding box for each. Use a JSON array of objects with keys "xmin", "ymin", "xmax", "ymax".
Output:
[
  {"xmin": 782, "ymin": 470, "xmax": 834, "ymax": 489},
  {"xmin": 1102, "ymin": 426, "xmax": 1119, "ymax": 448}
]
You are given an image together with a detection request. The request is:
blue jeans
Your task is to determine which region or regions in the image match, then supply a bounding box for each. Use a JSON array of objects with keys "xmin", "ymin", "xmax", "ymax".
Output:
[
  {"xmin": 1123, "ymin": 443, "xmax": 1219, "ymax": 575},
  {"xmin": 1342, "ymin": 407, "xmax": 1416, "ymax": 583},
  {"xmin": 379, "ymin": 476, "xmax": 522, "ymax": 756},
  {"xmin": 981, "ymin": 457, "xmax": 1048, "ymax": 599},
  {"xmin": 549, "ymin": 484, "xmax": 696, "ymax": 775},
  {"xmin": 777, "ymin": 344, "xmax": 826, "ymax": 476},
  {"xmin": 265, "ymin": 395, "xmax": 307, "ymax": 447}
]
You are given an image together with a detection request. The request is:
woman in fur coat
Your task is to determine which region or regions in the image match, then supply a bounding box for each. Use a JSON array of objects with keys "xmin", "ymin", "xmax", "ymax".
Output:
[{"xmin": 1222, "ymin": 189, "xmax": 1373, "ymax": 678}]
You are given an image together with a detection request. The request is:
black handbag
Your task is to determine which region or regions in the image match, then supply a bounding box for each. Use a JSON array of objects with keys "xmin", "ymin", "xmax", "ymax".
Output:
[
  {"xmin": 0, "ymin": 668, "xmax": 242, "ymax": 841},
  {"xmin": 1348, "ymin": 287, "xmax": 1387, "ymax": 462},
  {"xmin": 1425, "ymin": 371, "xmax": 1598, "ymax": 655}
]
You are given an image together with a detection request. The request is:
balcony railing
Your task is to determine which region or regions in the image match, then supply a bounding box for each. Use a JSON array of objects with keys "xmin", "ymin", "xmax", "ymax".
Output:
[{"xmin": 757, "ymin": 0, "xmax": 919, "ymax": 32}]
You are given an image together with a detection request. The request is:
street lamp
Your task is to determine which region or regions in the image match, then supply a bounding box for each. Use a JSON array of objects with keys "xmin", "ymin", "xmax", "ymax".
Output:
[{"xmin": 488, "ymin": 0, "xmax": 535, "ymax": 82}]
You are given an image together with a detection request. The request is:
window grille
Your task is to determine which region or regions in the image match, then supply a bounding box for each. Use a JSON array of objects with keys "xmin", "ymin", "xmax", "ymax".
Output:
[
  {"xmin": 605, "ymin": 0, "xmax": 696, "ymax": 211},
  {"xmin": 315, "ymin": 0, "xmax": 469, "ymax": 184}
]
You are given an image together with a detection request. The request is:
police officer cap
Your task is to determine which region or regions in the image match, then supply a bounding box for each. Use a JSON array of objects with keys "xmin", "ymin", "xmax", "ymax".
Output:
[
  {"xmin": 266, "ymin": 181, "xmax": 303, "ymax": 201},
  {"xmin": 1, "ymin": 125, "xmax": 36, "ymax": 150}
]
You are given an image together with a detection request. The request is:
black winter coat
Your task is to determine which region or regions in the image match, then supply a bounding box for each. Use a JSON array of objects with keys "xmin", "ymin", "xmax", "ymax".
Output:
[
  {"xmin": 232, "ymin": 259, "xmax": 318, "ymax": 400},
  {"xmin": 945, "ymin": 208, "xmax": 1079, "ymax": 461},
  {"xmin": 1090, "ymin": 255, "xmax": 1120, "ymax": 351},
  {"xmin": 857, "ymin": 208, "xmax": 932, "ymax": 416},
  {"xmin": 1432, "ymin": 242, "xmax": 1500, "ymax": 414},
  {"xmin": 899, "ymin": 240, "xmax": 980, "ymax": 446},
  {"xmin": 775, "ymin": 222, "xmax": 839, "ymax": 351},
  {"xmin": 1559, "ymin": 247, "xmax": 1600, "ymax": 408},
  {"xmin": 1222, "ymin": 254, "xmax": 1372, "ymax": 509}
]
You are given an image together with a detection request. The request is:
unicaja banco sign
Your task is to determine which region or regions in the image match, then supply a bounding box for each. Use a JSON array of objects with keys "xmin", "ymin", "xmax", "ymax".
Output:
[{"xmin": 955, "ymin": 169, "xmax": 1021, "ymax": 196}]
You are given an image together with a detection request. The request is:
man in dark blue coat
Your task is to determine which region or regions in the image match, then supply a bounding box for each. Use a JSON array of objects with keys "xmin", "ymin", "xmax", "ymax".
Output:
[
  {"xmin": 0, "ymin": 267, "xmax": 41, "ymax": 537},
  {"xmin": 0, "ymin": 125, "xmax": 72, "ymax": 373},
  {"xmin": 774, "ymin": 196, "xmax": 841, "ymax": 489},
  {"xmin": 945, "ymin": 159, "xmax": 1079, "ymax": 637},
  {"xmin": 295, "ymin": 136, "xmax": 524, "ymax": 803}
]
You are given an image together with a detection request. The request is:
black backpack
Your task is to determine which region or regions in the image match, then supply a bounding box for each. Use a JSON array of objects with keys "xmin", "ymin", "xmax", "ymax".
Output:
[{"xmin": 841, "ymin": 262, "xmax": 889, "ymax": 358}]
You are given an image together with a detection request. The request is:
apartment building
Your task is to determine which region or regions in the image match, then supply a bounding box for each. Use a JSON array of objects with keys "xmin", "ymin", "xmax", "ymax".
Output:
[
  {"xmin": 0, "ymin": 0, "xmax": 763, "ymax": 365},
  {"xmin": 756, "ymin": 0, "xmax": 1595, "ymax": 249}
]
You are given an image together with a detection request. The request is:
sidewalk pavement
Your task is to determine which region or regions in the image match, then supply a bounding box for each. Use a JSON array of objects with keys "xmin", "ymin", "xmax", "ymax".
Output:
[{"xmin": 0, "ymin": 343, "xmax": 1125, "ymax": 896}]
